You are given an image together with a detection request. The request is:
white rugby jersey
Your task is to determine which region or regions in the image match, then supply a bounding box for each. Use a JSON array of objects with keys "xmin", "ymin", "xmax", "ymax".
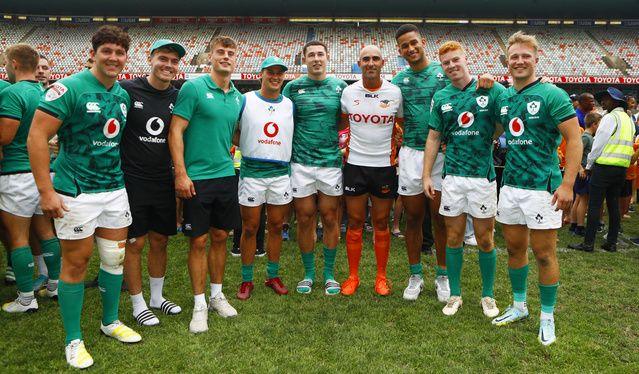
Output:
[{"xmin": 340, "ymin": 79, "xmax": 403, "ymax": 167}]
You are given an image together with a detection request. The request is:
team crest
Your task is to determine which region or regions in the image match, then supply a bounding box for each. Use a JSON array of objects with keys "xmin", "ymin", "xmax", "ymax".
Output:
[
  {"xmin": 403, "ymin": 77, "xmax": 410, "ymax": 84},
  {"xmin": 457, "ymin": 112, "xmax": 474, "ymax": 128},
  {"xmin": 436, "ymin": 72, "xmax": 444, "ymax": 80},
  {"xmin": 44, "ymin": 82, "xmax": 67, "ymax": 102},
  {"xmin": 527, "ymin": 101, "xmax": 540, "ymax": 115},
  {"xmin": 379, "ymin": 99, "xmax": 392, "ymax": 109},
  {"xmin": 335, "ymin": 86, "xmax": 342, "ymax": 94},
  {"xmin": 267, "ymin": 105, "xmax": 275, "ymax": 114},
  {"xmin": 476, "ymin": 96, "xmax": 489, "ymax": 108},
  {"xmin": 120, "ymin": 103, "xmax": 128, "ymax": 117}
]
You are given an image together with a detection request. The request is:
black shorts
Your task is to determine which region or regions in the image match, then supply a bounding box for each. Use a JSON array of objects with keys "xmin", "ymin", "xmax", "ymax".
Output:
[
  {"xmin": 182, "ymin": 176, "xmax": 240, "ymax": 237},
  {"xmin": 621, "ymin": 179, "xmax": 633, "ymax": 198},
  {"xmin": 573, "ymin": 175, "xmax": 590, "ymax": 196},
  {"xmin": 343, "ymin": 163, "xmax": 397, "ymax": 199},
  {"xmin": 124, "ymin": 175, "xmax": 177, "ymax": 239}
]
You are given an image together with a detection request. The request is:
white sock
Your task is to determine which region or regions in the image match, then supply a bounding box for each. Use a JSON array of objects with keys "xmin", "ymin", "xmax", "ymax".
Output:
[
  {"xmin": 540, "ymin": 311, "xmax": 554, "ymax": 321},
  {"xmin": 47, "ymin": 279, "xmax": 59, "ymax": 291},
  {"xmin": 130, "ymin": 292, "xmax": 148, "ymax": 316},
  {"xmin": 35, "ymin": 255, "xmax": 48, "ymax": 277},
  {"xmin": 149, "ymin": 276, "xmax": 165, "ymax": 307},
  {"xmin": 194, "ymin": 293, "xmax": 207, "ymax": 308},
  {"xmin": 210, "ymin": 283, "xmax": 222, "ymax": 298},
  {"xmin": 514, "ymin": 301, "xmax": 527, "ymax": 311}
]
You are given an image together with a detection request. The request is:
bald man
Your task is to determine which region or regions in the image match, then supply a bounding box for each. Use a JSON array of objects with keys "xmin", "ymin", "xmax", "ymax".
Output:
[{"xmin": 339, "ymin": 45, "xmax": 404, "ymax": 296}]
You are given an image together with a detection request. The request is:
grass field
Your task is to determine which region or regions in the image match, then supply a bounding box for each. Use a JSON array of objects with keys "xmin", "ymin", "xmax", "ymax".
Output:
[{"xmin": 1, "ymin": 216, "xmax": 639, "ymax": 372}]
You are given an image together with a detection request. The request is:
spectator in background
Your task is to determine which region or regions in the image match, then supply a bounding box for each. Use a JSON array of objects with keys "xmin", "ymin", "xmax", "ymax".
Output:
[
  {"xmin": 575, "ymin": 93, "xmax": 595, "ymax": 128},
  {"xmin": 627, "ymin": 95, "xmax": 638, "ymax": 126},
  {"xmin": 570, "ymin": 94, "xmax": 579, "ymax": 109}
]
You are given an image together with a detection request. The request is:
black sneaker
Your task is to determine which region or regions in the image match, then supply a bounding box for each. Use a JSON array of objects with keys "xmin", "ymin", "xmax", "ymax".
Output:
[
  {"xmin": 597, "ymin": 222, "xmax": 606, "ymax": 233},
  {"xmin": 601, "ymin": 242, "xmax": 617, "ymax": 252},
  {"xmin": 421, "ymin": 245, "xmax": 433, "ymax": 255},
  {"xmin": 230, "ymin": 246, "xmax": 241, "ymax": 257},
  {"xmin": 574, "ymin": 226, "xmax": 585, "ymax": 237},
  {"xmin": 255, "ymin": 248, "xmax": 266, "ymax": 257},
  {"xmin": 85, "ymin": 275, "xmax": 99, "ymax": 288},
  {"xmin": 568, "ymin": 242, "xmax": 594, "ymax": 252},
  {"xmin": 630, "ymin": 237, "xmax": 639, "ymax": 246}
]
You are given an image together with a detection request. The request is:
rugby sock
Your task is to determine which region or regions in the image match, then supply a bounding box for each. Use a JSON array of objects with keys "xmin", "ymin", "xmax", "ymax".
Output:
[
  {"xmin": 130, "ymin": 292, "xmax": 148, "ymax": 317},
  {"xmin": 373, "ymin": 229, "xmax": 390, "ymax": 277},
  {"xmin": 508, "ymin": 264, "xmax": 529, "ymax": 310},
  {"xmin": 478, "ymin": 249, "xmax": 497, "ymax": 298},
  {"xmin": 241, "ymin": 264, "xmax": 254, "ymax": 282},
  {"xmin": 322, "ymin": 247, "xmax": 337, "ymax": 281},
  {"xmin": 446, "ymin": 246, "xmax": 464, "ymax": 297},
  {"xmin": 40, "ymin": 238, "xmax": 61, "ymax": 280},
  {"xmin": 539, "ymin": 282, "xmax": 559, "ymax": 319},
  {"xmin": 98, "ymin": 269, "xmax": 123, "ymax": 326},
  {"xmin": 210, "ymin": 283, "xmax": 222, "ymax": 298},
  {"xmin": 58, "ymin": 280, "xmax": 84, "ymax": 344},
  {"xmin": 266, "ymin": 261, "xmax": 279, "ymax": 279},
  {"xmin": 11, "ymin": 246, "xmax": 34, "ymax": 293},
  {"xmin": 435, "ymin": 265, "xmax": 447, "ymax": 277},
  {"xmin": 194, "ymin": 293, "xmax": 207, "ymax": 308},
  {"xmin": 569, "ymin": 223, "xmax": 577, "ymax": 232},
  {"xmin": 409, "ymin": 263, "xmax": 423, "ymax": 278},
  {"xmin": 301, "ymin": 251, "xmax": 315, "ymax": 281},
  {"xmin": 34, "ymin": 255, "xmax": 48, "ymax": 277},
  {"xmin": 346, "ymin": 228, "xmax": 363, "ymax": 278},
  {"xmin": 149, "ymin": 276, "xmax": 165, "ymax": 306}
]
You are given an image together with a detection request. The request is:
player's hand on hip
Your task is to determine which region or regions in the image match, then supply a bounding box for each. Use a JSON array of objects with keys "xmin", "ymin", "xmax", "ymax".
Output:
[
  {"xmin": 551, "ymin": 184, "xmax": 573, "ymax": 211},
  {"xmin": 423, "ymin": 177, "xmax": 436, "ymax": 200},
  {"xmin": 175, "ymin": 174, "xmax": 196, "ymax": 199},
  {"xmin": 41, "ymin": 190, "xmax": 69, "ymax": 219},
  {"xmin": 476, "ymin": 74, "xmax": 495, "ymax": 90}
]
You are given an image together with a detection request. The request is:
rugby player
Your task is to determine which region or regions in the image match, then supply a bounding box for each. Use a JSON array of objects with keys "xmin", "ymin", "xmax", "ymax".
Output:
[
  {"xmin": 491, "ymin": 31, "xmax": 581, "ymax": 346},
  {"xmin": 235, "ymin": 57, "xmax": 294, "ymax": 300},
  {"xmin": 282, "ymin": 41, "xmax": 346, "ymax": 295},
  {"xmin": 0, "ymin": 44, "xmax": 61, "ymax": 313},
  {"xmin": 340, "ymin": 45, "xmax": 403, "ymax": 296},
  {"xmin": 35, "ymin": 54, "xmax": 51, "ymax": 88},
  {"xmin": 424, "ymin": 41, "xmax": 505, "ymax": 317},
  {"xmin": 120, "ymin": 39, "xmax": 186, "ymax": 326},
  {"xmin": 169, "ymin": 35, "xmax": 242, "ymax": 334},
  {"xmin": 28, "ymin": 26, "xmax": 141, "ymax": 369}
]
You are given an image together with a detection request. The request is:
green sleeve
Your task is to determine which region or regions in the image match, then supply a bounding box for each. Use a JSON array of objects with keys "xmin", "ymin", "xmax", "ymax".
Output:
[
  {"xmin": 0, "ymin": 87, "xmax": 24, "ymax": 121},
  {"xmin": 172, "ymin": 80, "xmax": 199, "ymax": 121},
  {"xmin": 282, "ymin": 80, "xmax": 292, "ymax": 99},
  {"xmin": 548, "ymin": 85, "xmax": 576, "ymax": 126},
  {"xmin": 490, "ymin": 83, "xmax": 507, "ymax": 123},
  {"xmin": 38, "ymin": 81, "xmax": 76, "ymax": 121},
  {"xmin": 428, "ymin": 94, "xmax": 443, "ymax": 132}
]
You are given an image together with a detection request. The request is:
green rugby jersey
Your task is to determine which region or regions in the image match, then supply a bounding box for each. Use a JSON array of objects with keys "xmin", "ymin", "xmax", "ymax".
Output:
[
  {"xmin": 392, "ymin": 62, "xmax": 449, "ymax": 150},
  {"xmin": 0, "ymin": 80, "xmax": 10, "ymax": 92},
  {"xmin": 495, "ymin": 78, "xmax": 576, "ymax": 192},
  {"xmin": 38, "ymin": 69, "xmax": 130, "ymax": 196},
  {"xmin": 282, "ymin": 76, "xmax": 347, "ymax": 168},
  {"xmin": 429, "ymin": 79, "xmax": 505, "ymax": 180},
  {"xmin": 173, "ymin": 75, "xmax": 243, "ymax": 181},
  {"xmin": 0, "ymin": 80, "xmax": 43, "ymax": 173}
]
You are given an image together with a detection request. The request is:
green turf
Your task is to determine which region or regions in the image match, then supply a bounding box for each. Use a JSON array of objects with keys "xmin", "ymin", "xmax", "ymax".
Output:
[{"xmin": 1, "ymin": 218, "xmax": 638, "ymax": 372}]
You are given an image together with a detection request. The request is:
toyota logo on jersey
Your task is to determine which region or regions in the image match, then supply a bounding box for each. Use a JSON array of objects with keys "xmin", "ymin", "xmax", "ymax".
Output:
[
  {"xmin": 263, "ymin": 122, "xmax": 279, "ymax": 138},
  {"xmin": 146, "ymin": 117, "xmax": 165, "ymax": 136},
  {"xmin": 457, "ymin": 112, "xmax": 474, "ymax": 128},
  {"xmin": 509, "ymin": 117, "xmax": 525, "ymax": 137},
  {"xmin": 103, "ymin": 118, "xmax": 121, "ymax": 139}
]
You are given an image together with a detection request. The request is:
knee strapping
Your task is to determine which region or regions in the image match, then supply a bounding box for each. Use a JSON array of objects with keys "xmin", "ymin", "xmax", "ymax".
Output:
[{"xmin": 96, "ymin": 237, "xmax": 126, "ymax": 275}]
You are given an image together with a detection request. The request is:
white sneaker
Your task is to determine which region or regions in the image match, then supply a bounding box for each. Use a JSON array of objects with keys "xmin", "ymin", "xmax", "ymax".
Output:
[
  {"xmin": 189, "ymin": 303, "xmax": 208, "ymax": 333},
  {"xmin": 480, "ymin": 296, "xmax": 499, "ymax": 318},
  {"xmin": 2, "ymin": 295, "xmax": 38, "ymax": 313},
  {"xmin": 442, "ymin": 296, "xmax": 463, "ymax": 316},
  {"xmin": 435, "ymin": 275, "xmax": 450, "ymax": 303},
  {"xmin": 402, "ymin": 275, "xmax": 424, "ymax": 301},
  {"xmin": 65, "ymin": 339, "xmax": 94, "ymax": 369},
  {"xmin": 209, "ymin": 293, "xmax": 238, "ymax": 318},
  {"xmin": 100, "ymin": 320, "xmax": 142, "ymax": 343},
  {"xmin": 464, "ymin": 235, "xmax": 478, "ymax": 246}
]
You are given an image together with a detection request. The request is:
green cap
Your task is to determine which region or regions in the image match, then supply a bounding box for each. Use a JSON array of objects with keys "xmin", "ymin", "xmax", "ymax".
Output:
[
  {"xmin": 260, "ymin": 56, "xmax": 288, "ymax": 72},
  {"xmin": 150, "ymin": 39, "xmax": 186, "ymax": 58}
]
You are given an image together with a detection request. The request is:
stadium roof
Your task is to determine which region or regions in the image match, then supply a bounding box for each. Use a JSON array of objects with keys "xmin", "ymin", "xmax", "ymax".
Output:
[{"xmin": 2, "ymin": 0, "xmax": 638, "ymax": 19}]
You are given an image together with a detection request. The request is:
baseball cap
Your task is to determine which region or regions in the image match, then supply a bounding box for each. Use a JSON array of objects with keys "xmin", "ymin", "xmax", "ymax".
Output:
[
  {"xmin": 150, "ymin": 39, "xmax": 186, "ymax": 58},
  {"xmin": 260, "ymin": 56, "xmax": 288, "ymax": 72},
  {"xmin": 594, "ymin": 87, "xmax": 626, "ymax": 104}
]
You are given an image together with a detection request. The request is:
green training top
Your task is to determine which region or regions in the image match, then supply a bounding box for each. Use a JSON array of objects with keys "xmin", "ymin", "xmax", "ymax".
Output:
[
  {"xmin": 172, "ymin": 75, "xmax": 243, "ymax": 181},
  {"xmin": 0, "ymin": 80, "xmax": 10, "ymax": 92},
  {"xmin": 429, "ymin": 79, "xmax": 506, "ymax": 180},
  {"xmin": 282, "ymin": 75, "xmax": 347, "ymax": 168},
  {"xmin": 0, "ymin": 80, "xmax": 43, "ymax": 173},
  {"xmin": 495, "ymin": 79, "xmax": 576, "ymax": 192},
  {"xmin": 38, "ymin": 69, "xmax": 130, "ymax": 196}
]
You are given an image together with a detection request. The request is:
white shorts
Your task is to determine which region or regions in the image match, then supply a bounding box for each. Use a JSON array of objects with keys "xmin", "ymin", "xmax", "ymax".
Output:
[
  {"xmin": 238, "ymin": 175, "xmax": 293, "ymax": 207},
  {"xmin": 54, "ymin": 188, "xmax": 132, "ymax": 240},
  {"xmin": 398, "ymin": 147, "xmax": 444, "ymax": 195},
  {"xmin": 496, "ymin": 185, "xmax": 562, "ymax": 229},
  {"xmin": 0, "ymin": 173, "xmax": 47, "ymax": 217},
  {"xmin": 290, "ymin": 163, "xmax": 343, "ymax": 198},
  {"xmin": 440, "ymin": 175, "xmax": 497, "ymax": 218}
]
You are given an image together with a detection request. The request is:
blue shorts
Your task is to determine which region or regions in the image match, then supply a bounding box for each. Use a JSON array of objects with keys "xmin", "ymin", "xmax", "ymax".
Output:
[{"xmin": 574, "ymin": 175, "xmax": 590, "ymax": 195}]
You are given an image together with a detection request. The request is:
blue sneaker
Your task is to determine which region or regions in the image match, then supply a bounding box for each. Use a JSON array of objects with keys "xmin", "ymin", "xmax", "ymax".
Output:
[
  {"xmin": 491, "ymin": 305, "xmax": 529, "ymax": 326},
  {"xmin": 538, "ymin": 319, "xmax": 556, "ymax": 346},
  {"xmin": 282, "ymin": 228, "xmax": 289, "ymax": 241},
  {"xmin": 33, "ymin": 274, "xmax": 48, "ymax": 292}
]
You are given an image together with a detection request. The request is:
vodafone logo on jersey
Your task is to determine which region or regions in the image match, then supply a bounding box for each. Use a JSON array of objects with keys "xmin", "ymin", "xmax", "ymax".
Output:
[
  {"xmin": 508, "ymin": 117, "xmax": 525, "ymax": 137},
  {"xmin": 457, "ymin": 112, "xmax": 474, "ymax": 128},
  {"xmin": 263, "ymin": 122, "xmax": 279, "ymax": 138},
  {"xmin": 146, "ymin": 117, "xmax": 165, "ymax": 136},
  {"xmin": 103, "ymin": 118, "xmax": 121, "ymax": 139}
]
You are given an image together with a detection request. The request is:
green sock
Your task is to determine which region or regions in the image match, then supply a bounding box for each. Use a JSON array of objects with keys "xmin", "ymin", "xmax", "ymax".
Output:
[
  {"xmin": 508, "ymin": 264, "xmax": 529, "ymax": 303},
  {"xmin": 409, "ymin": 263, "xmax": 423, "ymax": 277},
  {"xmin": 539, "ymin": 282, "xmax": 559, "ymax": 314},
  {"xmin": 11, "ymin": 246, "xmax": 34, "ymax": 293},
  {"xmin": 266, "ymin": 261, "xmax": 279, "ymax": 279},
  {"xmin": 301, "ymin": 251, "xmax": 315, "ymax": 281},
  {"xmin": 241, "ymin": 264, "xmax": 254, "ymax": 282},
  {"xmin": 58, "ymin": 280, "xmax": 84, "ymax": 344},
  {"xmin": 435, "ymin": 265, "xmax": 447, "ymax": 277},
  {"xmin": 40, "ymin": 238, "xmax": 61, "ymax": 280},
  {"xmin": 446, "ymin": 246, "xmax": 464, "ymax": 297},
  {"xmin": 323, "ymin": 247, "xmax": 337, "ymax": 281},
  {"xmin": 478, "ymin": 249, "xmax": 497, "ymax": 298},
  {"xmin": 98, "ymin": 269, "xmax": 123, "ymax": 326}
]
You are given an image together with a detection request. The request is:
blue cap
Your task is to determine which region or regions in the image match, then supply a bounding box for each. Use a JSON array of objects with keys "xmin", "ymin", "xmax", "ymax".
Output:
[
  {"xmin": 150, "ymin": 39, "xmax": 186, "ymax": 58},
  {"xmin": 595, "ymin": 87, "xmax": 626, "ymax": 104},
  {"xmin": 260, "ymin": 56, "xmax": 288, "ymax": 72}
]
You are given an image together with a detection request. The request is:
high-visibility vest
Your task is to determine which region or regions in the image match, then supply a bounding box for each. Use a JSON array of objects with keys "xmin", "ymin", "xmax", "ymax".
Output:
[{"xmin": 596, "ymin": 109, "xmax": 635, "ymax": 168}]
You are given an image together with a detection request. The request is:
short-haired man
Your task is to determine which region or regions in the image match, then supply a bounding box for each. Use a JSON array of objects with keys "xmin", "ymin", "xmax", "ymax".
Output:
[
  {"xmin": 0, "ymin": 44, "xmax": 61, "ymax": 313},
  {"xmin": 282, "ymin": 40, "xmax": 347, "ymax": 295},
  {"xmin": 235, "ymin": 57, "xmax": 294, "ymax": 300},
  {"xmin": 340, "ymin": 45, "xmax": 403, "ymax": 296},
  {"xmin": 575, "ymin": 93, "xmax": 595, "ymax": 128},
  {"xmin": 492, "ymin": 31, "xmax": 581, "ymax": 346},
  {"xmin": 28, "ymin": 26, "xmax": 141, "ymax": 369},
  {"xmin": 424, "ymin": 41, "xmax": 506, "ymax": 317},
  {"xmin": 35, "ymin": 54, "xmax": 51, "ymax": 88},
  {"xmin": 120, "ymin": 39, "xmax": 186, "ymax": 326},
  {"xmin": 169, "ymin": 36, "xmax": 242, "ymax": 334}
]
